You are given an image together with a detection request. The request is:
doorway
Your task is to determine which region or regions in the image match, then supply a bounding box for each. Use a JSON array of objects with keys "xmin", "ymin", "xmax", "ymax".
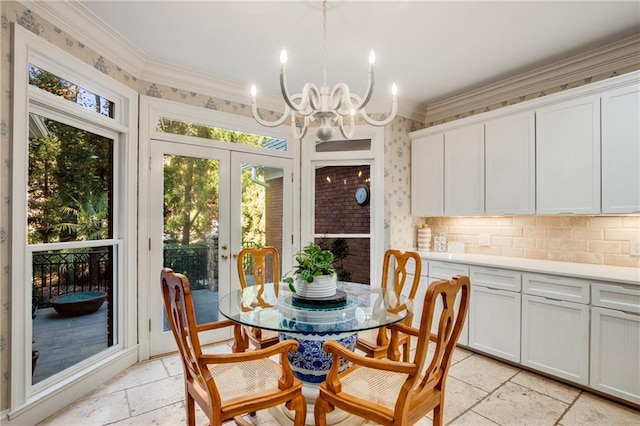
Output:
[{"xmin": 147, "ymin": 140, "xmax": 293, "ymax": 356}]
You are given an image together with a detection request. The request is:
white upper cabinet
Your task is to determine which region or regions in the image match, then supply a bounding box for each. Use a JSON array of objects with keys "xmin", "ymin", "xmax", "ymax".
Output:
[
  {"xmin": 444, "ymin": 124, "xmax": 485, "ymax": 216},
  {"xmin": 485, "ymin": 112, "xmax": 535, "ymax": 215},
  {"xmin": 536, "ymin": 95, "xmax": 601, "ymax": 214},
  {"xmin": 411, "ymin": 133, "xmax": 444, "ymax": 216},
  {"xmin": 601, "ymin": 85, "xmax": 640, "ymax": 213}
]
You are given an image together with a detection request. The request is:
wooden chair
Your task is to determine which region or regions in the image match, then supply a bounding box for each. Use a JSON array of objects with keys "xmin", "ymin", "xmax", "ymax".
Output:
[
  {"xmin": 236, "ymin": 246, "xmax": 281, "ymax": 349},
  {"xmin": 356, "ymin": 249, "xmax": 422, "ymax": 361},
  {"xmin": 161, "ymin": 268, "xmax": 306, "ymax": 426},
  {"xmin": 315, "ymin": 275, "xmax": 471, "ymax": 426}
]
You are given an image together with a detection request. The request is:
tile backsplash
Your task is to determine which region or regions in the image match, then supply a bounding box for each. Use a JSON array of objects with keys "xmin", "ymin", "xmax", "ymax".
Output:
[{"xmin": 419, "ymin": 216, "xmax": 640, "ymax": 268}]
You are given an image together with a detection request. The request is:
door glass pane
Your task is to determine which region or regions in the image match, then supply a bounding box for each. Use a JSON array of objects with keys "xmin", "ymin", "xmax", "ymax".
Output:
[
  {"xmin": 162, "ymin": 154, "xmax": 219, "ymax": 327},
  {"xmin": 240, "ymin": 164, "xmax": 284, "ymax": 284},
  {"xmin": 314, "ymin": 164, "xmax": 371, "ymax": 284}
]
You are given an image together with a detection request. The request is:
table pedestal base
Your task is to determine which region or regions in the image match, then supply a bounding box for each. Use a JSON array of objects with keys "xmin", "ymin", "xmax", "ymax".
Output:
[{"xmin": 276, "ymin": 331, "xmax": 360, "ymax": 425}]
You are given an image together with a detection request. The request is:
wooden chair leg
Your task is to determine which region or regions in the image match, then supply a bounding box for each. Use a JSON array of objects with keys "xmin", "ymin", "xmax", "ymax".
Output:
[
  {"xmin": 433, "ymin": 400, "xmax": 444, "ymax": 426},
  {"xmin": 287, "ymin": 393, "xmax": 308, "ymax": 426},
  {"xmin": 186, "ymin": 393, "xmax": 196, "ymax": 426},
  {"xmin": 314, "ymin": 395, "xmax": 333, "ymax": 426}
]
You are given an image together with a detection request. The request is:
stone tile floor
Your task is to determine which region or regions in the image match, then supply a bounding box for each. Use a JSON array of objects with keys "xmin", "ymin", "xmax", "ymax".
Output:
[{"xmin": 38, "ymin": 339, "xmax": 640, "ymax": 426}]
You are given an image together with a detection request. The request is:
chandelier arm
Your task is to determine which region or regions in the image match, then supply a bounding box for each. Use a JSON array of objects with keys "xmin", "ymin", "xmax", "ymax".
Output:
[
  {"xmin": 290, "ymin": 114, "xmax": 309, "ymax": 140},
  {"xmin": 251, "ymin": 101, "xmax": 292, "ymax": 128},
  {"xmin": 280, "ymin": 71, "xmax": 306, "ymax": 112},
  {"xmin": 332, "ymin": 71, "xmax": 374, "ymax": 112},
  {"xmin": 354, "ymin": 70, "xmax": 375, "ymax": 110},
  {"xmin": 358, "ymin": 98, "xmax": 398, "ymax": 127},
  {"xmin": 337, "ymin": 114, "xmax": 356, "ymax": 140},
  {"xmin": 329, "ymin": 84, "xmax": 349, "ymax": 111}
]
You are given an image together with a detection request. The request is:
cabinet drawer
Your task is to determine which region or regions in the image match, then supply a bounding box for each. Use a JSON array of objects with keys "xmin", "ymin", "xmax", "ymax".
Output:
[
  {"xmin": 429, "ymin": 261, "xmax": 469, "ymax": 279},
  {"xmin": 523, "ymin": 273, "xmax": 589, "ymax": 304},
  {"xmin": 591, "ymin": 283, "xmax": 640, "ymax": 314},
  {"xmin": 470, "ymin": 266, "xmax": 521, "ymax": 291},
  {"xmin": 404, "ymin": 259, "xmax": 428, "ymax": 277}
]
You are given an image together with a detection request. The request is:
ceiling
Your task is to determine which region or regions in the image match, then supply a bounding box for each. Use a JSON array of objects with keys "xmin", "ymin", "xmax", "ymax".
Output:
[{"xmin": 78, "ymin": 1, "xmax": 639, "ymax": 114}]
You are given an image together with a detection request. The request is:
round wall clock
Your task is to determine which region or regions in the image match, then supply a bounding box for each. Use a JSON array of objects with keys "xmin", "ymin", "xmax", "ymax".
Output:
[{"xmin": 355, "ymin": 184, "xmax": 370, "ymax": 205}]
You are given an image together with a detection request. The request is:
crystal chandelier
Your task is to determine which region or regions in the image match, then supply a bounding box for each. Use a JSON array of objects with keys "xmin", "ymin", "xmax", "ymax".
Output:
[{"xmin": 250, "ymin": 0, "xmax": 397, "ymax": 142}]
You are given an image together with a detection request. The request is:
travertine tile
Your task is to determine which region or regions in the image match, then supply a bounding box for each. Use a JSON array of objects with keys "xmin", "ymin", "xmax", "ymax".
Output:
[
  {"xmin": 548, "ymin": 228, "xmax": 573, "ymax": 239},
  {"xmin": 110, "ymin": 401, "xmax": 198, "ymax": 426},
  {"xmin": 451, "ymin": 410, "xmax": 499, "ymax": 425},
  {"xmin": 574, "ymin": 252, "xmax": 603, "ymax": 264},
  {"xmin": 473, "ymin": 381, "xmax": 568, "ymax": 425},
  {"xmin": 425, "ymin": 376, "xmax": 488, "ymax": 424},
  {"xmin": 513, "ymin": 237, "xmax": 535, "ymax": 248},
  {"xmin": 126, "ymin": 374, "xmax": 185, "ymax": 416},
  {"xmin": 604, "ymin": 228, "xmax": 640, "ymax": 241},
  {"xmin": 160, "ymin": 354, "xmax": 183, "ymax": 376},
  {"xmin": 38, "ymin": 390, "xmax": 130, "ymax": 425},
  {"xmin": 589, "ymin": 216, "xmax": 622, "ymax": 228},
  {"xmin": 558, "ymin": 392, "xmax": 640, "ymax": 426},
  {"xmin": 589, "ymin": 240, "xmax": 622, "ymax": 254},
  {"xmin": 510, "ymin": 370, "xmax": 580, "ymax": 404},
  {"xmin": 80, "ymin": 359, "xmax": 169, "ymax": 399},
  {"xmin": 604, "ymin": 254, "xmax": 640, "ymax": 268},
  {"xmin": 547, "ymin": 250, "xmax": 574, "ymax": 262},
  {"xmin": 448, "ymin": 354, "xmax": 519, "ymax": 392},
  {"xmin": 561, "ymin": 239, "xmax": 589, "ymax": 252},
  {"xmin": 451, "ymin": 346, "xmax": 474, "ymax": 363},
  {"xmin": 501, "ymin": 227, "xmax": 523, "ymax": 237},
  {"xmin": 491, "ymin": 236, "xmax": 513, "ymax": 247},
  {"xmin": 621, "ymin": 216, "xmax": 640, "ymax": 228},
  {"xmin": 501, "ymin": 247, "xmax": 524, "ymax": 258},
  {"xmin": 573, "ymin": 228, "xmax": 604, "ymax": 240},
  {"xmin": 524, "ymin": 248, "xmax": 547, "ymax": 259}
]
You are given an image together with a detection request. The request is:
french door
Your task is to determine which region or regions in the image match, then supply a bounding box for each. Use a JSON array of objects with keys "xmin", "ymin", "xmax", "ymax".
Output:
[{"xmin": 148, "ymin": 140, "xmax": 292, "ymax": 356}]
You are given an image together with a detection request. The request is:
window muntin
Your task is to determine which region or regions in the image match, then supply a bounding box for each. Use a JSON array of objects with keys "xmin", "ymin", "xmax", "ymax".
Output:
[
  {"xmin": 28, "ymin": 114, "xmax": 113, "ymax": 244},
  {"xmin": 156, "ymin": 117, "xmax": 287, "ymax": 152},
  {"xmin": 28, "ymin": 64, "xmax": 115, "ymax": 118}
]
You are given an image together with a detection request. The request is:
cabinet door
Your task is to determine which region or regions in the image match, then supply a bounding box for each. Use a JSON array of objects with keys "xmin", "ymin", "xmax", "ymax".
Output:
[
  {"xmin": 522, "ymin": 294, "xmax": 590, "ymax": 385},
  {"xmin": 602, "ymin": 85, "xmax": 640, "ymax": 213},
  {"xmin": 485, "ymin": 112, "xmax": 535, "ymax": 215},
  {"xmin": 444, "ymin": 124, "xmax": 485, "ymax": 216},
  {"xmin": 469, "ymin": 286, "xmax": 520, "ymax": 362},
  {"xmin": 536, "ymin": 95, "xmax": 600, "ymax": 214},
  {"xmin": 590, "ymin": 307, "xmax": 640, "ymax": 404},
  {"xmin": 411, "ymin": 133, "xmax": 444, "ymax": 216}
]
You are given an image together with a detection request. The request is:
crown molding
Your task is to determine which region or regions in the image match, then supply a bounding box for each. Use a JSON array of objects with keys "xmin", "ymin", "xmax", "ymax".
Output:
[
  {"xmin": 424, "ymin": 33, "xmax": 640, "ymax": 124},
  {"xmin": 23, "ymin": 1, "xmax": 148, "ymax": 76}
]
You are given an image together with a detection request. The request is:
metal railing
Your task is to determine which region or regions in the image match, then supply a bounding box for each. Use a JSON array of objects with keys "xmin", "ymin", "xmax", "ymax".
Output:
[{"xmin": 32, "ymin": 249, "xmax": 112, "ymax": 308}]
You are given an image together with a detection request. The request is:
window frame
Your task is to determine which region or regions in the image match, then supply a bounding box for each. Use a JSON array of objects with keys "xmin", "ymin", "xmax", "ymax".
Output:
[{"xmin": 10, "ymin": 24, "xmax": 138, "ymax": 417}]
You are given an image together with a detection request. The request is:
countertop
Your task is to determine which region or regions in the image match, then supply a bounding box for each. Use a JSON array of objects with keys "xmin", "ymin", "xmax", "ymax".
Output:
[{"xmin": 411, "ymin": 251, "xmax": 640, "ymax": 286}]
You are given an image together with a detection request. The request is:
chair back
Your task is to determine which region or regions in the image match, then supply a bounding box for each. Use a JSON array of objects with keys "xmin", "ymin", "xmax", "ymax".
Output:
[
  {"xmin": 161, "ymin": 268, "xmax": 215, "ymax": 397},
  {"xmin": 381, "ymin": 249, "xmax": 422, "ymax": 326},
  {"xmin": 237, "ymin": 246, "xmax": 280, "ymax": 296},
  {"xmin": 381, "ymin": 249, "xmax": 422, "ymax": 300},
  {"xmin": 414, "ymin": 275, "xmax": 470, "ymax": 396}
]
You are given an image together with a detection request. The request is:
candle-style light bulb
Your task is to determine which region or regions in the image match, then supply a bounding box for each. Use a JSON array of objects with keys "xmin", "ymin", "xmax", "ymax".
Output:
[
  {"xmin": 391, "ymin": 82, "xmax": 398, "ymax": 97},
  {"xmin": 280, "ymin": 49, "xmax": 288, "ymax": 65},
  {"xmin": 250, "ymin": 84, "xmax": 257, "ymax": 99},
  {"xmin": 369, "ymin": 49, "xmax": 376, "ymax": 65}
]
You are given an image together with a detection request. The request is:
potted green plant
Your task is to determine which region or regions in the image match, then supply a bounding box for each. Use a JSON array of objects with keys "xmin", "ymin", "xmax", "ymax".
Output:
[{"xmin": 283, "ymin": 243, "xmax": 336, "ymax": 298}]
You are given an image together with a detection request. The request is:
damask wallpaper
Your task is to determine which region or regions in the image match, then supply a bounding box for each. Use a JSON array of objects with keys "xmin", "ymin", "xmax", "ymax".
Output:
[{"xmin": 0, "ymin": 0, "xmax": 638, "ymax": 415}]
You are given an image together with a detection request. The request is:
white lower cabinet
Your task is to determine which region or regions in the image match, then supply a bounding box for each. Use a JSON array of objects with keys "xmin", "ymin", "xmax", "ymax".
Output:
[
  {"xmin": 521, "ymin": 294, "xmax": 590, "ymax": 385},
  {"xmin": 590, "ymin": 307, "xmax": 640, "ymax": 404},
  {"xmin": 469, "ymin": 267, "xmax": 522, "ymax": 362},
  {"xmin": 590, "ymin": 282, "xmax": 640, "ymax": 404}
]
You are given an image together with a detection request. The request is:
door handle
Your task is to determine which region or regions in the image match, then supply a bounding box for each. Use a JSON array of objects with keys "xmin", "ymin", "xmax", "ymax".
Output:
[
  {"xmin": 221, "ymin": 244, "xmax": 228, "ymax": 251},
  {"xmin": 232, "ymin": 253, "xmax": 239, "ymax": 259},
  {"xmin": 221, "ymin": 254, "xmax": 228, "ymax": 260}
]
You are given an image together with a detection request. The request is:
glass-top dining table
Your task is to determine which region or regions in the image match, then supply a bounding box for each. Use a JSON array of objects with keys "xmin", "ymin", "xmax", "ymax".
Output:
[{"xmin": 219, "ymin": 281, "xmax": 412, "ymax": 423}]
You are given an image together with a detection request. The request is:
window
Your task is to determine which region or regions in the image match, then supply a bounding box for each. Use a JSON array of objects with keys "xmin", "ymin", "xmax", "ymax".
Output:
[{"xmin": 11, "ymin": 25, "xmax": 138, "ymax": 414}]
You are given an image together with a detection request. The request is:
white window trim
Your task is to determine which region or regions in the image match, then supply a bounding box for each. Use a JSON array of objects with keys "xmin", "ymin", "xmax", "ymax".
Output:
[{"xmin": 9, "ymin": 24, "xmax": 138, "ymax": 423}]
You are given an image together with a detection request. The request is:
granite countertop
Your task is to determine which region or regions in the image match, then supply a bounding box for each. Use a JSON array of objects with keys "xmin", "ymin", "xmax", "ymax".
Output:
[{"xmin": 412, "ymin": 251, "xmax": 640, "ymax": 286}]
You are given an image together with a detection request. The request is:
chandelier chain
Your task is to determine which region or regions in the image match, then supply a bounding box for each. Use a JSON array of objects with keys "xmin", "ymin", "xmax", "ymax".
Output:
[{"xmin": 322, "ymin": 0, "xmax": 328, "ymax": 87}]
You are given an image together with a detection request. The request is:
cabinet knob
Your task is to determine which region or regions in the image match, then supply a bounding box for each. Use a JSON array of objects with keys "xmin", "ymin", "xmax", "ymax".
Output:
[{"xmin": 221, "ymin": 254, "xmax": 228, "ymax": 260}]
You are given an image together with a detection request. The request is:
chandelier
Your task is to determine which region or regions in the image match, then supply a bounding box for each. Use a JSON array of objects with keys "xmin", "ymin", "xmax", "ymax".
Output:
[{"xmin": 250, "ymin": 0, "xmax": 397, "ymax": 142}]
